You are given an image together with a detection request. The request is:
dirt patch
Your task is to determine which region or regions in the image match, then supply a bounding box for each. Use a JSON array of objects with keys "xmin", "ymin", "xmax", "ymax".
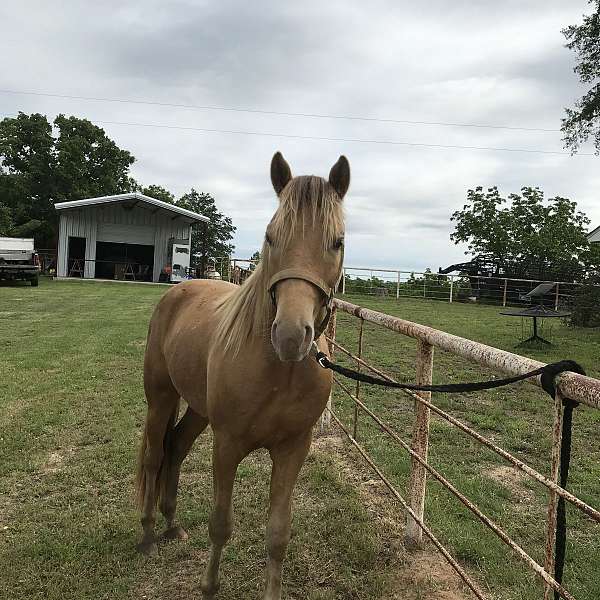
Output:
[
  {"xmin": 486, "ymin": 465, "xmax": 535, "ymax": 503},
  {"xmin": 41, "ymin": 446, "xmax": 75, "ymax": 474},
  {"xmin": 128, "ymin": 339, "xmax": 147, "ymax": 348}
]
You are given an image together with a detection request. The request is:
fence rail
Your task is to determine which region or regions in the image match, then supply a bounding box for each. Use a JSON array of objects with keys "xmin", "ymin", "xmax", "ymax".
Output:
[
  {"xmin": 217, "ymin": 258, "xmax": 596, "ymax": 309},
  {"xmin": 322, "ymin": 298, "xmax": 600, "ymax": 600},
  {"xmin": 340, "ymin": 267, "xmax": 591, "ymax": 309}
]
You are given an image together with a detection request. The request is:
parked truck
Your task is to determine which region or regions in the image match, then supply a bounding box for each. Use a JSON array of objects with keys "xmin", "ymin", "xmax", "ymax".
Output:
[{"xmin": 0, "ymin": 237, "xmax": 41, "ymax": 286}]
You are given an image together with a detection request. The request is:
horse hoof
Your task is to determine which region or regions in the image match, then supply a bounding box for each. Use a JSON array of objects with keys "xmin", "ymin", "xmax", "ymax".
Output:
[
  {"xmin": 201, "ymin": 581, "xmax": 220, "ymax": 599},
  {"xmin": 162, "ymin": 525, "xmax": 189, "ymax": 541},
  {"xmin": 137, "ymin": 541, "xmax": 159, "ymax": 556}
]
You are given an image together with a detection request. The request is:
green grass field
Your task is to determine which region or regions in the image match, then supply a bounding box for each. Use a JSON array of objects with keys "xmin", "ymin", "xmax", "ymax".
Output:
[{"xmin": 0, "ymin": 279, "xmax": 598, "ymax": 600}]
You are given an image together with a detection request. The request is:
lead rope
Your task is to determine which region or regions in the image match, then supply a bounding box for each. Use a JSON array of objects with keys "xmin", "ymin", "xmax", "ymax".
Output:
[{"xmin": 312, "ymin": 343, "xmax": 586, "ymax": 595}]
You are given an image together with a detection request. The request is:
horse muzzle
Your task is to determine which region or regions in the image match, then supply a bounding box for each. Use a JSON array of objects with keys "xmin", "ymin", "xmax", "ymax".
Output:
[{"xmin": 271, "ymin": 318, "xmax": 314, "ymax": 362}]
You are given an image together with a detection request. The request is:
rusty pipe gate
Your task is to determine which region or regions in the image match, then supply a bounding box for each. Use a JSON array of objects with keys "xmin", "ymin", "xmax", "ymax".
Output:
[{"xmin": 322, "ymin": 298, "xmax": 600, "ymax": 600}]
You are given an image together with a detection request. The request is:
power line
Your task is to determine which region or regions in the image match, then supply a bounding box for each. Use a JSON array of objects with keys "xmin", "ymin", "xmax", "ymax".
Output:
[
  {"xmin": 80, "ymin": 118, "xmax": 596, "ymax": 156},
  {"xmin": 0, "ymin": 111, "xmax": 591, "ymax": 156},
  {"xmin": 0, "ymin": 88, "xmax": 560, "ymax": 133}
]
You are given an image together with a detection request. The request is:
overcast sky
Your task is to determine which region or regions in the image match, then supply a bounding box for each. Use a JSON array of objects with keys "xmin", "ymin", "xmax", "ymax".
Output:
[{"xmin": 1, "ymin": 1, "xmax": 598, "ymax": 272}]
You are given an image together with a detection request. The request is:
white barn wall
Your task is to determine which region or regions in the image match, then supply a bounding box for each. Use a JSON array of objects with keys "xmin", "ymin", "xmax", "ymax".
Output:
[
  {"xmin": 57, "ymin": 208, "xmax": 98, "ymax": 278},
  {"xmin": 57, "ymin": 203, "xmax": 193, "ymax": 281}
]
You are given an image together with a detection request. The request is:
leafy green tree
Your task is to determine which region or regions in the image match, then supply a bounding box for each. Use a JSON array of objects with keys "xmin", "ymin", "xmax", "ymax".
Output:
[
  {"xmin": 0, "ymin": 202, "xmax": 13, "ymax": 235},
  {"xmin": 562, "ymin": 1, "xmax": 600, "ymax": 153},
  {"xmin": 0, "ymin": 113, "xmax": 56, "ymax": 244},
  {"xmin": 451, "ymin": 186, "xmax": 594, "ymax": 281},
  {"xmin": 0, "ymin": 112, "xmax": 135, "ymax": 247},
  {"xmin": 176, "ymin": 189, "xmax": 236, "ymax": 270},
  {"xmin": 141, "ymin": 184, "xmax": 175, "ymax": 204}
]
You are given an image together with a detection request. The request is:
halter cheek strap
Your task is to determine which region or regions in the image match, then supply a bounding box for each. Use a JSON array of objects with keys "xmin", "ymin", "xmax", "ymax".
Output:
[{"xmin": 268, "ymin": 268, "xmax": 337, "ymax": 339}]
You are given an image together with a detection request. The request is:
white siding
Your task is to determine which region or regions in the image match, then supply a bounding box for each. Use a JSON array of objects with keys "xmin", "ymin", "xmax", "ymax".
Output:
[
  {"xmin": 589, "ymin": 226, "xmax": 600, "ymax": 244},
  {"xmin": 97, "ymin": 223, "xmax": 155, "ymax": 245},
  {"xmin": 57, "ymin": 201, "xmax": 194, "ymax": 281},
  {"xmin": 56, "ymin": 208, "xmax": 97, "ymax": 278},
  {"xmin": 152, "ymin": 214, "xmax": 191, "ymax": 282}
]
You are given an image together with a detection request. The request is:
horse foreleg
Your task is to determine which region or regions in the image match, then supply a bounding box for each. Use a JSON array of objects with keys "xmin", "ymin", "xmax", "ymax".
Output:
[
  {"xmin": 201, "ymin": 436, "xmax": 242, "ymax": 599},
  {"xmin": 159, "ymin": 406, "xmax": 209, "ymax": 540},
  {"xmin": 264, "ymin": 432, "xmax": 312, "ymax": 600}
]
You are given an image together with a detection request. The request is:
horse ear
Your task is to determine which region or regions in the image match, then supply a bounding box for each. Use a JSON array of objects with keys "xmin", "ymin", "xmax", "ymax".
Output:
[
  {"xmin": 270, "ymin": 151, "xmax": 292, "ymax": 196},
  {"xmin": 329, "ymin": 155, "xmax": 350, "ymax": 199}
]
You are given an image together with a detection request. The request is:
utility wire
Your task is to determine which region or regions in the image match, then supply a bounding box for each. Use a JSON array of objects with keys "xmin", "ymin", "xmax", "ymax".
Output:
[
  {"xmin": 0, "ymin": 88, "xmax": 560, "ymax": 133},
  {"xmin": 0, "ymin": 112, "xmax": 591, "ymax": 156},
  {"xmin": 81, "ymin": 118, "xmax": 596, "ymax": 156}
]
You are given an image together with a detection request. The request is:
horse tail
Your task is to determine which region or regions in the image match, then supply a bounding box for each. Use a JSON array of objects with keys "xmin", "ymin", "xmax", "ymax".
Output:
[{"xmin": 135, "ymin": 398, "xmax": 180, "ymax": 510}]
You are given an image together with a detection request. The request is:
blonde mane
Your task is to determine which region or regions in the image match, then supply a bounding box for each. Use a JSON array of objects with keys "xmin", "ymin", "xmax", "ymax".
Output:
[{"xmin": 214, "ymin": 175, "xmax": 344, "ymax": 355}]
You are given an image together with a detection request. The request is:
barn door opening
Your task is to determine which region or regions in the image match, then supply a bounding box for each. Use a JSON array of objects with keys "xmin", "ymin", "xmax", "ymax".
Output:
[
  {"xmin": 67, "ymin": 236, "xmax": 86, "ymax": 278},
  {"xmin": 95, "ymin": 241, "xmax": 154, "ymax": 281}
]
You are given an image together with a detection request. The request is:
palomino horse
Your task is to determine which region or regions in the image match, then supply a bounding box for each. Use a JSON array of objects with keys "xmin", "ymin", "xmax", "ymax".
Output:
[{"xmin": 136, "ymin": 152, "xmax": 350, "ymax": 599}]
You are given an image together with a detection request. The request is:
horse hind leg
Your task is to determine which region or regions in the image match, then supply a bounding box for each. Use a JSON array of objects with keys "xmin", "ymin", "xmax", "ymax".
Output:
[
  {"xmin": 135, "ymin": 381, "xmax": 180, "ymax": 556},
  {"xmin": 159, "ymin": 406, "xmax": 209, "ymax": 540}
]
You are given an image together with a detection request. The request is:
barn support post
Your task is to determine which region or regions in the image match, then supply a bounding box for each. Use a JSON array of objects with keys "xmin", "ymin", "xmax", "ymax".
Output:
[
  {"xmin": 319, "ymin": 306, "xmax": 337, "ymax": 432},
  {"xmin": 405, "ymin": 339, "xmax": 434, "ymax": 547},
  {"xmin": 449, "ymin": 276, "xmax": 454, "ymax": 303},
  {"xmin": 543, "ymin": 391, "xmax": 564, "ymax": 600},
  {"xmin": 554, "ymin": 283, "xmax": 560, "ymax": 311},
  {"xmin": 199, "ymin": 221, "xmax": 208, "ymax": 278},
  {"xmin": 503, "ymin": 278, "xmax": 508, "ymax": 307}
]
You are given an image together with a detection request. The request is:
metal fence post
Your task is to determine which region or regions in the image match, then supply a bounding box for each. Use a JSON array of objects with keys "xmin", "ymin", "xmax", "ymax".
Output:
[
  {"xmin": 449, "ymin": 275, "xmax": 454, "ymax": 303},
  {"xmin": 396, "ymin": 270, "xmax": 400, "ymax": 299},
  {"xmin": 543, "ymin": 391, "xmax": 564, "ymax": 600},
  {"xmin": 319, "ymin": 306, "xmax": 337, "ymax": 432},
  {"xmin": 342, "ymin": 267, "xmax": 346, "ymax": 295},
  {"xmin": 502, "ymin": 278, "xmax": 508, "ymax": 307},
  {"xmin": 405, "ymin": 339, "xmax": 434, "ymax": 546},
  {"xmin": 353, "ymin": 318, "xmax": 365, "ymax": 439},
  {"xmin": 554, "ymin": 283, "xmax": 560, "ymax": 311}
]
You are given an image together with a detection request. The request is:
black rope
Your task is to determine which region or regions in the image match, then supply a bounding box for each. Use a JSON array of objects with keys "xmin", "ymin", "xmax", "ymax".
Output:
[
  {"xmin": 315, "ymin": 351, "xmax": 583, "ymax": 396},
  {"xmin": 315, "ymin": 349, "xmax": 587, "ymax": 596}
]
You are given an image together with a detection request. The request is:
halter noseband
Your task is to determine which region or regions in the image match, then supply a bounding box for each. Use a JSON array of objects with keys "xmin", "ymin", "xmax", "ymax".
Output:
[{"xmin": 268, "ymin": 268, "xmax": 337, "ymax": 340}]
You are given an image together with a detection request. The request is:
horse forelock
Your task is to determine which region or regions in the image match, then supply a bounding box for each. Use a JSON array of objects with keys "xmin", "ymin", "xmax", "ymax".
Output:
[{"xmin": 214, "ymin": 175, "xmax": 344, "ymax": 356}]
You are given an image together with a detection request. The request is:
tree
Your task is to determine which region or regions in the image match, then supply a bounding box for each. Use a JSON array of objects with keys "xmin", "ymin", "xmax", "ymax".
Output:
[
  {"xmin": 0, "ymin": 113, "xmax": 56, "ymax": 244},
  {"xmin": 141, "ymin": 184, "xmax": 175, "ymax": 204},
  {"xmin": 53, "ymin": 115, "xmax": 136, "ymax": 200},
  {"xmin": 176, "ymin": 189, "xmax": 236, "ymax": 269},
  {"xmin": 0, "ymin": 202, "xmax": 12, "ymax": 235},
  {"xmin": 561, "ymin": 1, "xmax": 600, "ymax": 153},
  {"xmin": 0, "ymin": 112, "xmax": 136, "ymax": 247},
  {"xmin": 450, "ymin": 186, "xmax": 595, "ymax": 281}
]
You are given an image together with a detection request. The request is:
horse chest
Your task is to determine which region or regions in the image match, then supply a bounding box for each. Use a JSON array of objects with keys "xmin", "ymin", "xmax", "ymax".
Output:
[{"xmin": 207, "ymin": 365, "xmax": 331, "ymax": 446}]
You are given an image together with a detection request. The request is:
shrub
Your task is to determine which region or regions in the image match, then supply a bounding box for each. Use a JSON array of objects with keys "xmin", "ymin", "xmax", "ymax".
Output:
[{"xmin": 570, "ymin": 281, "xmax": 600, "ymax": 327}]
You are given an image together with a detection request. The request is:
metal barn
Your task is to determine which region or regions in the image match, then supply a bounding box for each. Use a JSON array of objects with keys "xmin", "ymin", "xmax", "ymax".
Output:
[{"xmin": 54, "ymin": 193, "xmax": 209, "ymax": 283}]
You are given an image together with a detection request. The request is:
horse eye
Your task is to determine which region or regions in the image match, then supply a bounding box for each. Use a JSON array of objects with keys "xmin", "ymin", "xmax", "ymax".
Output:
[
  {"xmin": 265, "ymin": 233, "xmax": 273, "ymax": 246},
  {"xmin": 332, "ymin": 237, "xmax": 344, "ymax": 250}
]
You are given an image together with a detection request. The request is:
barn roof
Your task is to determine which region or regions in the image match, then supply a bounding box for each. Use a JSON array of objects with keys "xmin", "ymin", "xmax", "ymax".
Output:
[
  {"xmin": 587, "ymin": 224, "xmax": 600, "ymax": 243},
  {"xmin": 54, "ymin": 192, "xmax": 210, "ymax": 223}
]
